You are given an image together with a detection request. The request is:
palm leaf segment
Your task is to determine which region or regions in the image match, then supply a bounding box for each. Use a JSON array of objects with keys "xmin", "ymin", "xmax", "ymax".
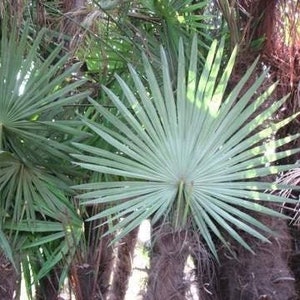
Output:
[
  {"xmin": 0, "ymin": 22, "xmax": 88, "ymax": 162},
  {"xmin": 74, "ymin": 36, "xmax": 300, "ymax": 257},
  {"xmin": 0, "ymin": 22, "xmax": 86, "ymax": 279}
]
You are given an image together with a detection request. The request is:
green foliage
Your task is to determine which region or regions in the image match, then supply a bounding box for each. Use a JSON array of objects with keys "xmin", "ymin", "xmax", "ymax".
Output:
[
  {"xmin": 0, "ymin": 21, "xmax": 87, "ymax": 296},
  {"xmin": 76, "ymin": 0, "xmax": 212, "ymax": 98},
  {"xmin": 74, "ymin": 36, "xmax": 300, "ymax": 258},
  {"xmin": 1, "ymin": 1, "xmax": 299, "ymax": 298}
]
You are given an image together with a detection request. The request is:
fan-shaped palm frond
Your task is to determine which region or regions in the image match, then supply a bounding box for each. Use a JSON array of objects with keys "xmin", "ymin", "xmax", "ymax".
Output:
[
  {"xmin": 1, "ymin": 151, "xmax": 82, "ymax": 277},
  {"xmin": 0, "ymin": 20, "xmax": 86, "ymax": 291},
  {"xmin": 0, "ymin": 21, "xmax": 88, "ymax": 162},
  {"xmin": 74, "ymin": 35, "xmax": 300, "ymax": 257}
]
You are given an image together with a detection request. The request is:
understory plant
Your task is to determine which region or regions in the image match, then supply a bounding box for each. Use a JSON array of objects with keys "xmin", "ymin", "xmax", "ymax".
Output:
[
  {"xmin": 0, "ymin": 21, "xmax": 88, "ymax": 298},
  {"xmin": 74, "ymin": 35, "xmax": 300, "ymax": 259}
]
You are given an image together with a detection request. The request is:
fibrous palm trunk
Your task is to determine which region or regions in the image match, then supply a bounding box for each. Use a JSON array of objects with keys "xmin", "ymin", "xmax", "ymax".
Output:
[
  {"xmin": 69, "ymin": 214, "xmax": 115, "ymax": 300},
  {"xmin": 108, "ymin": 227, "xmax": 139, "ymax": 300},
  {"xmin": 218, "ymin": 211, "xmax": 297, "ymax": 299},
  {"xmin": 144, "ymin": 225, "xmax": 190, "ymax": 300},
  {"xmin": 35, "ymin": 271, "xmax": 60, "ymax": 300},
  {"xmin": 0, "ymin": 254, "xmax": 19, "ymax": 300}
]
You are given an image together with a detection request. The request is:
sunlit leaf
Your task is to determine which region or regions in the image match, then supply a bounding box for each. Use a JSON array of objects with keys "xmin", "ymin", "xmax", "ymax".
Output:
[{"xmin": 74, "ymin": 35, "xmax": 299, "ymax": 257}]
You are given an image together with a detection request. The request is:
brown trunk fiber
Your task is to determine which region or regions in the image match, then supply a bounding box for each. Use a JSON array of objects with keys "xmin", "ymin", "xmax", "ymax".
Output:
[
  {"xmin": 289, "ymin": 225, "xmax": 300, "ymax": 297},
  {"xmin": 70, "ymin": 233, "xmax": 114, "ymax": 299},
  {"xmin": 192, "ymin": 246, "xmax": 219, "ymax": 300},
  {"xmin": 98, "ymin": 238, "xmax": 115, "ymax": 298},
  {"xmin": 63, "ymin": 0, "xmax": 85, "ymax": 12},
  {"xmin": 35, "ymin": 272, "xmax": 60, "ymax": 300},
  {"xmin": 0, "ymin": 254, "xmax": 18, "ymax": 300},
  {"xmin": 218, "ymin": 213, "xmax": 297, "ymax": 300},
  {"xmin": 70, "ymin": 220, "xmax": 115, "ymax": 300},
  {"xmin": 108, "ymin": 227, "xmax": 139, "ymax": 300},
  {"xmin": 144, "ymin": 225, "xmax": 189, "ymax": 300}
]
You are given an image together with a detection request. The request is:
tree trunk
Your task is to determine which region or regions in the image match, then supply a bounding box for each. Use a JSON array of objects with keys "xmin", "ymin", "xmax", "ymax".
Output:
[
  {"xmin": 108, "ymin": 227, "xmax": 139, "ymax": 300},
  {"xmin": 35, "ymin": 271, "xmax": 60, "ymax": 300},
  {"xmin": 0, "ymin": 254, "xmax": 19, "ymax": 300},
  {"xmin": 144, "ymin": 225, "xmax": 190, "ymax": 300},
  {"xmin": 289, "ymin": 225, "xmax": 300, "ymax": 297},
  {"xmin": 70, "ymin": 220, "xmax": 115, "ymax": 300},
  {"xmin": 63, "ymin": 0, "xmax": 85, "ymax": 12},
  {"xmin": 218, "ymin": 212, "xmax": 297, "ymax": 300},
  {"xmin": 192, "ymin": 245, "xmax": 219, "ymax": 300}
]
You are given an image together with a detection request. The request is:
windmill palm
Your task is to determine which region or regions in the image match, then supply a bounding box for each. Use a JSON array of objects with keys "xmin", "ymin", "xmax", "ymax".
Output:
[
  {"xmin": 0, "ymin": 21, "xmax": 88, "ymax": 298},
  {"xmin": 0, "ymin": 2, "xmax": 216, "ymax": 298},
  {"xmin": 74, "ymin": 34, "xmax": 300, "ymax": 296}
]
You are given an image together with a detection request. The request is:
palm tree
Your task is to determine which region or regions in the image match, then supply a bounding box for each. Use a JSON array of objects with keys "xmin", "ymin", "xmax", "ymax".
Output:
[
  {"xmin": 73, "ymin": 34, "xmax": 300, "ymax": 298},
  {"xmin": 67, "ymin": 1, "xmax": 216, "ymax": 297},
  {"xmin": 215, "ymin": 1, "xmax": 300, "ymax": 297},
  {"xmin": 1, "ymin": 0, "xmax": 300, "ymax": 298},
  {"xmin": 0, "ymin": 19, "xmax": 88, "ymax": 299}
]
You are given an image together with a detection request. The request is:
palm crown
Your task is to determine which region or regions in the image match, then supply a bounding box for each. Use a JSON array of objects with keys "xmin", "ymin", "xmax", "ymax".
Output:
[
  {"xmin": 0, "ymin": 21, "xmax": 87, "ymax": 285},
  {"xmin": 74, "ymin": 36, "xmax": 300, "ymax": 257}
]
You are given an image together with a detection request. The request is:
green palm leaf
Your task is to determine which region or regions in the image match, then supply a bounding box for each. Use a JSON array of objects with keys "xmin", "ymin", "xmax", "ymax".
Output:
[
  {"xmin": 0, "ymin": 21, "xmax": 87, "ymax": 292},
  {"xmin": 74, "ymin": 35, "xmax": 299, "ymax": 257},
  {"xmin": 0, "ymin": 21, "xmax": 89, "ymax": 163},
  {"xmin": 0, "ymin": 151, "xmax": 83, "ymax": 279}
]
